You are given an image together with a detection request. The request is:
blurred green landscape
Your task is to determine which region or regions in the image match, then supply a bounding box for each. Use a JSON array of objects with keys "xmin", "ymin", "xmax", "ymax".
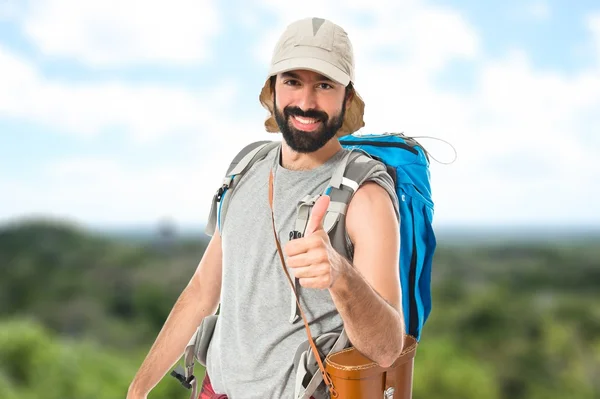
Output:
[{"xmin": 1, "ymin": 218, "xmax": 598, "ymax": 399}]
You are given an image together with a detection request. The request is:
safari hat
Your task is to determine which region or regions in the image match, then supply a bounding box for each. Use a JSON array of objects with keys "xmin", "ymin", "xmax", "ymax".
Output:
[{"xmin": 259, "ymin": 17, "xmax": 365, "ymax": 137}]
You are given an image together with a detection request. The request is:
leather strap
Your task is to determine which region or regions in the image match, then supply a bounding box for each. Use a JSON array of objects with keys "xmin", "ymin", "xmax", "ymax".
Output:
[{"xmin": 268, "ymin": 169, "xmax": 338, "ymax": 398}]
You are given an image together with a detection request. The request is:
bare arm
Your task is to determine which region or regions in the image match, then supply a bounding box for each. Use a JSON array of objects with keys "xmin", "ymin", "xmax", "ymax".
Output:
[
  {"xmin": 328, "ymin": 182, "xmax": 404, "ymax": 368},
  {"xmin": 127, "ymin": 231, "xmax": 223, "ymax": 398}
]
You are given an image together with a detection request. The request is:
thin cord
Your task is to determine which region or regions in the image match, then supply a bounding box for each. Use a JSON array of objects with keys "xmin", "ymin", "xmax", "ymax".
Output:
[
  {"xmin": 360, "ymin": 131, "xmax": 458, "ymax": 165},
  {"xmin": 409, "ymin": 135, "xmax": 458, "ymax": 165}
]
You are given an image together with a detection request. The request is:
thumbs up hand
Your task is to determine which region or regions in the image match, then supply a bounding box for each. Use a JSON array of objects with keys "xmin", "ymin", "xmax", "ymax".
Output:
[{"xmin": 284, "ymin": 195, "xmax": 344, "ymax": 290}]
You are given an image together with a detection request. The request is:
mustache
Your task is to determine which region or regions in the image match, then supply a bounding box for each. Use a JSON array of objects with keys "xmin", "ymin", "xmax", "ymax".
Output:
[{"xmin": 284, "ymin": 106, "xmax": 328, "ymax": 122}]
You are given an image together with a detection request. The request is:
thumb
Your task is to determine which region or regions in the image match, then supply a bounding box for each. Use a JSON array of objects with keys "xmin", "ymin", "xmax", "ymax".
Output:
[{"xmin": 305, "ymin": 195, "xmax": 330, "ymax": 236}]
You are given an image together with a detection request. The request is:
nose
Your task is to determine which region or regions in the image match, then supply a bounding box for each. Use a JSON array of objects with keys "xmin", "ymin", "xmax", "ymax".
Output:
[{"xmin": 295, "ymin": 86, "xmax": 318, "ymax": 111}]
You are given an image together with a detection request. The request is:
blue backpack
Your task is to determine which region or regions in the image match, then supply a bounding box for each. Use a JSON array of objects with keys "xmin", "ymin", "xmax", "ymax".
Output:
[
  {"xmin": 338, "ymin": 133, "xmax": 436, "ymax": 341},
  {"xmin": 204, "ymin": 133, "xmax": 437, "ymax": 341}
]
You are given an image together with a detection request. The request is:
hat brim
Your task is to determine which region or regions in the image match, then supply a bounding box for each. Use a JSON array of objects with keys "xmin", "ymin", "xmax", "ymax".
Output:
[{"xmin": 268, "ymin": 57, "xmax": 351, "ymax": 86}]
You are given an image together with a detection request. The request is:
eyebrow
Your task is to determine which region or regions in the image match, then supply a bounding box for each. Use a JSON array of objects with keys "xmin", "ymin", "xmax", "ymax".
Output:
[{"xmin": 280, "ymin": 71, "xmax": 336, "ymax": 84}]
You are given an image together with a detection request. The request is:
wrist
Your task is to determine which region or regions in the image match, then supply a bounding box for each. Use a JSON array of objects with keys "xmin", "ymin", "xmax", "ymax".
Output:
[
  {"xmin": 329, "ymin": 253, "xmax": 352, "ymax": 293},
  {"xmin": 127, "ymin": 383, "xmax": 146, "ymax": 399}
]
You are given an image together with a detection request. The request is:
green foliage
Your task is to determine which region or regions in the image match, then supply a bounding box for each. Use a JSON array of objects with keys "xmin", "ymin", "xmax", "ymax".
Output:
[
  {"xmin": 413, "ymin": 338, "xmax": 500, "ymax": 399},
  {"xmin": 1, "ymin": 219, "xmax": 599, "ymax": 398},
  {"xmin": 0, "ymin": 318, "xmax": 187, "ymax": 399}
]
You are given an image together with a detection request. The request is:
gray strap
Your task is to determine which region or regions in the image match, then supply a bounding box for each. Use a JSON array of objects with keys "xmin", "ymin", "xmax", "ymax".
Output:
[
  {"xmin": 205, "ymin": 141, "xmax": 280, "ymax": 236},
  {"xmin": 228, "ymin": 142, "xmax": 272, "ymax": 176},
  {"xmin": 174, "ymin": 314, "xmax": 219, "ymax": 398},
  {"xmin": 184, "ymin": 344, "xmax": 198, "ymax": 399},
  {"xmin": 289, "ymin": 198, "xmax": 347, "ymax": 324},
  {"xmin": 205, "ymin": 193, "xmax": 220, "ymax": 236},
  {"xmin": 294, "ymin": 194, "xmax": 319, "ymax": 236},
  {"xmin": 289, "ymin": 279, "xmax": 299, "ymax": 323},
  {"xmin": 327, "ymin": 201, "xmax": 347, "ymax": 215},
  {"xmin": 293, "ymin": 198, "xmax": 346, "ymax": 237},
  {"xmin": 289, "ymin": 196, "xmax": 314, "ymax": 323},
  {"xmin": 172, "ymin": 339, "xmax": 198, "ymax": 399},
  {"xmin": 189, "ymin": 379, "xmax": 198, "ymax": 399},
  {"xmin": 341, "ymin": 151, "xmax": 385, "ymax": 191},
  {"xmin": 341, "ymin": 177, "xmax": 359, "ymax": 192},
  {"xmin": 294, "ymin": 329, "xmax": 350, "ymax": 399},
  {"xmin": 328, "ymin": 150, "xmax": 354, "ymax": 189},
  {"xmin": 192, "ymin": 314, "xmax": 219, "ymax": 366}
]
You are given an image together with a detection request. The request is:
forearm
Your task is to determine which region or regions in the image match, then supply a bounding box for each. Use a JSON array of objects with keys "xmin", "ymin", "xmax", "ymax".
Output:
[
  {"xmin": 329, "ymin": 258, "xmax": 405, "ymax": 368},
  {"xmin": 128, "ymin": 280, "xmax": 217, "ymax": 397}
]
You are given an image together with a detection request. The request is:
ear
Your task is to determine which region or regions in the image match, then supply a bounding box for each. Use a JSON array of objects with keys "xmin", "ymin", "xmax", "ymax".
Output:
[{"xmin": 345, "ymin": 86, "xmax": 354, "ymax": 109}]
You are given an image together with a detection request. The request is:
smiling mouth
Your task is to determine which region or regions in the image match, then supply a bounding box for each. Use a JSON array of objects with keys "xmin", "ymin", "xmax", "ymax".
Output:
[
  {"xmin": 294, "ymin": 116, "xmax": 319, "ymax": 124},
  {"xmin": 291, "ymin": 115, "xmax": 322, "ymax": 131}
]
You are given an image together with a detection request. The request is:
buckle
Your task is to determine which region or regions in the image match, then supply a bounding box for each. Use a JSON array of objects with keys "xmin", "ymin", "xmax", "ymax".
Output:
[{"xmin": 169, "ymin": 368, "xmax": 195, "ymax": 390}]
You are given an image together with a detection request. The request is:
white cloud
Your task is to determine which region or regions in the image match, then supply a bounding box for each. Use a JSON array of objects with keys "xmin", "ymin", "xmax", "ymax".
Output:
[
  {"xmin": 0, "ymin": 43, "xmax": 276, "ymax": 226},
  {"xmin": 0, "ymin": 44, "xmax": 244, "ymax": 143},
  {"xmin": 21, "ymin": 0, "xmax": 220, "ymax": 66}
]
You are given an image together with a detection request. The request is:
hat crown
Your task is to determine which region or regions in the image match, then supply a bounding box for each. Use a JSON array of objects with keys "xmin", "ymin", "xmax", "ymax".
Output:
[{"xmin": 271, "ymin": 17, "xmax": 355, "ymax": 82}]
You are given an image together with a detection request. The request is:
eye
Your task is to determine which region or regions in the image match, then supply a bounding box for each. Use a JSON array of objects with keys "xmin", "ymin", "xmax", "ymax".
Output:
[
  {"xmin": 317, "ymin": 83, "xmax": 334, "ymax": 90},
  {"xmin": 283, "ymin": 79, "xmax": 299, "ymax": 86}
]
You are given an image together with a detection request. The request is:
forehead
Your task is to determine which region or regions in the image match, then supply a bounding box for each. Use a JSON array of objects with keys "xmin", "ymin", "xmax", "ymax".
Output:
[{"xmin": 278, "ymin": 69, "xmax": 337, "ymax": 83}]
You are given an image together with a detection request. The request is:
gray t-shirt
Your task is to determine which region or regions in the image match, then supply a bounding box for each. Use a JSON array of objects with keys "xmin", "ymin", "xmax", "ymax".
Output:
[{"xmin": 205, "ymin": 145, "xmax": 398, "ymax": 398}]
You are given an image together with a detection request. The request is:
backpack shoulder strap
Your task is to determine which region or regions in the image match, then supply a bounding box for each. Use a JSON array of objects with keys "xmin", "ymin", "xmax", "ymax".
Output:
[
  {"xmin": 327, "ymin": 149, "xmax": 395, "ymax": 258},
  {"xmin": 205, "ymin": 140, "xmax": 280, "ymax": 236}
]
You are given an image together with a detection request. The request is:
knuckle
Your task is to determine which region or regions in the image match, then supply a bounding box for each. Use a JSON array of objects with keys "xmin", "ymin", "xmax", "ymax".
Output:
[{"xmin": 319, "ymin": 252, "xmax": 329, "ymax": 263}]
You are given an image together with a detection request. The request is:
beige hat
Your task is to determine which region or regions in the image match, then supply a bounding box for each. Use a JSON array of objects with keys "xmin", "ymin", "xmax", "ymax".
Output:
[{"xmin": 259, "ymin": 17, "xmax": 365, "ymax": 137}]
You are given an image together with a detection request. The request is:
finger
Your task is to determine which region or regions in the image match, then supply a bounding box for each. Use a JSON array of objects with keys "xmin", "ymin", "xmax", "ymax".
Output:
[
  {"xmin": 287, "ymin": 249, "xmax": 328, "ymax": 269},
  {"xmin": 305, "ymin": 195, "xmax": 330, "ymax": 236},
  {"xmin": 284, "ymin": 234, "xmax": 323, "ymax": 257},
  {"xmin": 290, "ymin": 263, "xmax": 329, "ymax": 279},
  {"xmin": 298, "ymin": 275, "xmax": 332, "ymax": 290},
  {"xmin": 290, "ymin": 265, "xmax": 315, "ymax": 279},
  {"xmin": 284, "ymin": 238, "xmax": 309, "ymax": 257}
]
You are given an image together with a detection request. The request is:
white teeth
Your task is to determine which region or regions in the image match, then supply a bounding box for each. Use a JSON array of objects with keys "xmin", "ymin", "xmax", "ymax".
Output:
[{"xmin": 294, "ymin": 116, "xmax": 318, "ymax": 125}]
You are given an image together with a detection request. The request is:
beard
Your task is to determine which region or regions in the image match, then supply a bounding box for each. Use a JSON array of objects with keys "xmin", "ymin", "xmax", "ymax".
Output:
[{"xmin": 274, "ymin": 96, "xmax": 346, "ymax": 154}]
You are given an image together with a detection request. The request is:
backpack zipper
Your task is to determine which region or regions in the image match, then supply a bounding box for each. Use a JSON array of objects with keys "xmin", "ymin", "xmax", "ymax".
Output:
[{"xmin": 339, "ymin": 140, "xmax": 418, "ymax": 155}]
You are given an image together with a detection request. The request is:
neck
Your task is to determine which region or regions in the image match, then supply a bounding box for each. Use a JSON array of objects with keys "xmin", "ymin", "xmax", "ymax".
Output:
[{"xmin": 280, "ymin": 139, "xmax": 342, "ymax": 171}]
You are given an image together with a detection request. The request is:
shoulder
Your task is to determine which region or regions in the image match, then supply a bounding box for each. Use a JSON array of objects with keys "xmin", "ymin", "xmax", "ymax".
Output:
[{"xmin": 345, "ymin": 180, "xmax": 399, "ymax": 246}]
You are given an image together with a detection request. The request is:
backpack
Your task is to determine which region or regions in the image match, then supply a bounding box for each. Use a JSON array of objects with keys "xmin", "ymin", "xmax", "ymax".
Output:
[
  {"xmin": 172, "ymin": 133, "xmax": 436, "ymax": 398},
  {"xmin": 338, "ymin": 133, "xmax": 437, "ymax": 341}
]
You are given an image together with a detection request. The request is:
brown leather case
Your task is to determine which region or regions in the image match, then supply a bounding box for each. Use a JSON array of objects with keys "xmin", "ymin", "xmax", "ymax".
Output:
[{"xmin": 324, "ymin": 335, "xmax": 418, "ymax": 399}]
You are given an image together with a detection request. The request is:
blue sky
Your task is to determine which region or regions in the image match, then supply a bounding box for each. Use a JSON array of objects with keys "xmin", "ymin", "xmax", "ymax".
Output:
[{"xmin": 1, "ymin": 0, "xmax": 599, "ymax": 229}]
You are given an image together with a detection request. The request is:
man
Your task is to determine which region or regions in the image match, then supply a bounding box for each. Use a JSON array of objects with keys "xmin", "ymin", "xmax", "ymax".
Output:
[{"xmin": 127, "ymin": 17, "xmax": 405, "ymax": 399}]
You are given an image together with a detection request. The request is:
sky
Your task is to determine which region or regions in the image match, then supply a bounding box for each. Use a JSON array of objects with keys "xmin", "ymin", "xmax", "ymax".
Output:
[{"xmin": 0, "ymin": 0, "xmax": 599, "ymax": 230}]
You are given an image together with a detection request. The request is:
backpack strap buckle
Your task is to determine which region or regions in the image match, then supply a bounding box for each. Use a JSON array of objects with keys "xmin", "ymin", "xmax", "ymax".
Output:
[{"xmin": 170, "ymin": 366, "xmax": 195, "ymax": 389}]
